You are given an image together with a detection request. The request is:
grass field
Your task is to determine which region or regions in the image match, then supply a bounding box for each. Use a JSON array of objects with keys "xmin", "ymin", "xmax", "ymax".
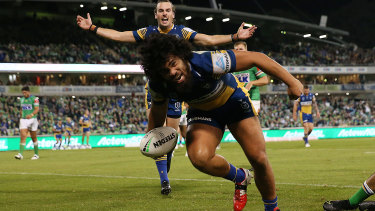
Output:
[{"xmin": 1, "ymin": 137, "xmax": 374, "ymax": 211}]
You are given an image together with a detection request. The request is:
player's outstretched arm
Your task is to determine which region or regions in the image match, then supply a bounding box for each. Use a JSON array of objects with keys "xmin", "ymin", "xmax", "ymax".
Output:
[
  {"xmin": 147, "ymin": 100, "xmax": 168, "ymax": 132},
  {"xmin": 233, "ymin": 50, "xmax": 303, "ymax": 99},
  {"xmin": 76, "ymin": 13, "xmax": 136, "ymax": 43},
  {"xmin": 194, "ymin": 23, "xmax": 257, "ymax": 46}
]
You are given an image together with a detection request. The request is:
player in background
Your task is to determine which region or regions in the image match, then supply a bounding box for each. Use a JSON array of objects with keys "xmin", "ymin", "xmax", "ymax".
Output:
[
  {"xmin": 15, "ymin": 86, "xmax": 40, "ymax": 160},
  {"xmin": 140, "ymin": 33, "xmax": 303, "ymax": 211},
  {"xmin": 293, "ymin": 85, "xmax": 320, "ymax": 147},
  {"xmin": 323, "ymin": 172, "xmax": 375, "ymax": 210},
  {"xmin": 176, "ymin": 102, "xmax": 188, "ymax": 149},
  {"xmin": 77, "ymin": 0, "xmax": 257, "ymax": 195},
  {"xmin": 232, "ymin": 41, "xmax": 270, "ymax": 113},
  {"xmin": 64, "ymin": 117, "xmax": 74, "ymax": 149},
  {"xmin": 79, "ymin": 109, "xmax": 91, "ymax": 149},
  {"xmin": 52, "ymin": 119, "xmax": 64, "ymax": 150}
]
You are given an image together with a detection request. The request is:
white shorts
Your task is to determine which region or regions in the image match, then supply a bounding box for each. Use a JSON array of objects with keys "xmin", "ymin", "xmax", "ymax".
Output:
[
  {"xmin": 20, "ymin": 118, "xmax": 38, "ymax": 131},
  {"xmin": 251, "ymin": 100, "xmax": 261, "ymax": 113},
  {"xmin": 179, "ymin": 114, "xmax": 187, "ymax": 126}
]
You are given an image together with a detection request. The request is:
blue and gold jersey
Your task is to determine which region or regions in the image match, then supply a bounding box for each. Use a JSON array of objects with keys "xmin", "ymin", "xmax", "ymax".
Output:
[
  {"xmin": 138, "ymin": 24, "xmax": 197, "ymax": 115},
  {"xmin": 80, "ymin": 115, "xmax": 90, "ymax": 128},
  {"xmin": 64, "ymin": 122, "xmax": 74, "ymax": 131},
  {"xmin": 53, "ymin": 124, "xmax": 63, "ymax": 134},
  {"xmin": 133, "ymin": 24, "xmax": 197, "ymax": 42},
  {"xmin": 148, "ymin": 50, "xmax": 239, "ymax": 111},
  {"xmin": 297, "ymin": 93, "xmax": 315, "ymax": 114}
]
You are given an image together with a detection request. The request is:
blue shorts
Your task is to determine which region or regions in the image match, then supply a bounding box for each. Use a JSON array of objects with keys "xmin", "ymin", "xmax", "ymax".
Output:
[
  {"xmin": 55, "ymin": 134, "xmax": 62, "ymax": 139},
  {"xmin": 187, "ymin": 88, "xmax": 256, "ymax": 132},
  {"xmin": 145, "ymin": 90, "xmax": 182, "ymax": 118},
  {"xmin": 301, "ymin": 112, "xmax": 313, "ymax": 123},
  {"xmin": 83, "ymin": 127, "xmax": 90, "ymax": 133}
]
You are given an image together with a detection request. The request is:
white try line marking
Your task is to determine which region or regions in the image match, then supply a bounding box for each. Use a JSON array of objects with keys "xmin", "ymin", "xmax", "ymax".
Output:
[{"xmin": 0, "ymin": 172, "xmax": 359, "ymax": 189}]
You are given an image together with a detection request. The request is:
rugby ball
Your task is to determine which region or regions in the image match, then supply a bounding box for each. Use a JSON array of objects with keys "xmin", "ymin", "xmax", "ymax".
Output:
[{"xmin": 140, "ymin": 127, "xmax": 178, "ymax": 158}]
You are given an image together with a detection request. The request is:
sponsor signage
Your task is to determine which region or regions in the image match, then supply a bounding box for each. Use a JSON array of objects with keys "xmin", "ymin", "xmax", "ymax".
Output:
[
  {"xmin": 115, "ymin": 86, "xmax": 145, "ymax": 94},
  {"xmin": 341, "ymin": 84, "xmax": 365, "ymax": 90},
  {"xmin": 1, "ymin": 127, "xmax": 374, "ymax": 151},
  {"xmin": 286, "ymin": 66, "xmax": 369, "ymax": 74}
]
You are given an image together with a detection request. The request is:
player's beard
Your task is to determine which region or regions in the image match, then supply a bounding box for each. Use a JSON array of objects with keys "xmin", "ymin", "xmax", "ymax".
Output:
[{"xmin": 168, "ymin": 70, "xmax": 193, "ymax": 97}]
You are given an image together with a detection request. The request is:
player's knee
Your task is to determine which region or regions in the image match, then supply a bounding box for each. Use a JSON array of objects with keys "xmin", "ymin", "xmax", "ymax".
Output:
[
  {"xmin": 248, "ymin": 151, "xmax": 269, "ymax": 169},
  {"xmin": 188, "ymin": 149, "xmax": 213, "ymax": 170}
]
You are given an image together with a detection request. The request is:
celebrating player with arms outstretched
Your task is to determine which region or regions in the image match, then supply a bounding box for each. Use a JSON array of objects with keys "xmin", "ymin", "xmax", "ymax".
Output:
[
  {"xmin": 77, "ymin": 0, "xmax": 257, "ymax": 195},
  {"xmin": 140, "ymin": 33, "xmax": 302, "ymax": 211}
]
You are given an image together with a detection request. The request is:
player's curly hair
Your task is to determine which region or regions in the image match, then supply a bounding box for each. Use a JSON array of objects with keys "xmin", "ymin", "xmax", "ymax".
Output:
[{"xmin": 139, "ymin": 33, "xmax": 193, "ymax": 82}]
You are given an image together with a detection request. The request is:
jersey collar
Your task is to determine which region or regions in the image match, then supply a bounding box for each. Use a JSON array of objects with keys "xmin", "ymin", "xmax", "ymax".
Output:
[{"xmin": 158, "ymin": 24, "xmax": 174, "ymax": 34}]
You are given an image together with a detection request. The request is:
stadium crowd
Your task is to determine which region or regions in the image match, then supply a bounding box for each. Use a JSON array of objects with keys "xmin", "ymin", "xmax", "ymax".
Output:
[
  {"xmin": 269, "ymin": 43, "xmax": 375, "ymax": 66},
  {"xmin": 2, "ymin": 41, "xmax": 375, "ymax": 66},
  {"xmin": 0, "ymin": 94, "xmax": 373, "ymax": 136},
  {"xmin": 1, "ymin": 17, "xmax": 375, "ymax": 66},
  {"xmin": 259, "ymin": 95, "xmax": 375, "ymax": 129},
  {"xmin": 0, "ymin": 95, "xmax": 148, "ymax": 136},
  {"xmin": 0, "ymin": 17, "xmax": 374, "ymax": 136}
]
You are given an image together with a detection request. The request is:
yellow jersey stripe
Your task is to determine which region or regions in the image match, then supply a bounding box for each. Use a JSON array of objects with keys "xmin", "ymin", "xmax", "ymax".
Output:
[{"xmin": 189, "ymin": 86, "xmax": 234, "ymax": 111}]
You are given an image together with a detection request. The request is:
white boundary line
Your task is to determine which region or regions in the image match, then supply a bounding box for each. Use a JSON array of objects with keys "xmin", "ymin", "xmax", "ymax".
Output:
[{"xmin": 0, "ymin": 172, "xmax": 359, "ymax": 189}]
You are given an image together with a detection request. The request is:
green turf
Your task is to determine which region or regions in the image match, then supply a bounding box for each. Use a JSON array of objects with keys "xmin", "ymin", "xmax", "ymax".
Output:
[{"xmin": 1, "ymin": 137, "xmax": 374, "ymax": 210}]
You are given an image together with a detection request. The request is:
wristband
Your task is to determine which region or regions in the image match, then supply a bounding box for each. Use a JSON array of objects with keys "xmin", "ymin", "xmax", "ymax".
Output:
[
  {"xmin": 89, "ymin": 24, "xmax": 98, "ymax": 34},
  {"xmin": 231, "ymin": 33, "xmax": 238, "ymax": 42}
]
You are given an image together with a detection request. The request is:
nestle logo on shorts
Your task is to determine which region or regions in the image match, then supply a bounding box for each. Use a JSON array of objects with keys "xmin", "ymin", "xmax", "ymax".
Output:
[{"xmin": 188, "ymin": 117, "xmax": 212, "ymax": 122}]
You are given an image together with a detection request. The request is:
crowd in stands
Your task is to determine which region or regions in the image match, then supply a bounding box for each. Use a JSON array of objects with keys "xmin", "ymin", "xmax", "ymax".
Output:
[
  {"xmin": 1, "ymin": 17, "xmax": 375, "ymax": 66},
  {"xmin": 2, "ymin": 40, "xmax": 375, "ymax": 67},
  {"xmin": 0, "ymin": 43, "xmax": 139, "ymax": 65},
  {"xmin": 0, "ymin": 94, "xmax": 374, "ymax": 136},
  {"xmin": 0, "ymin": 17, "xmax": 374, "ymax": 136},
  {"xmin": 0, "ymin": 17, "xmax": 139, "ymax": 65},
  {"xmin": 269, "ymin": 43, "xmax": 375, "ymax": 66},
  {"xmin": 0, "ymin": 95, "xmax": 148, "ymax": 136},
  {"xmin": 259, "ymin": 95, "xmax": 375, "ymax": 129}
]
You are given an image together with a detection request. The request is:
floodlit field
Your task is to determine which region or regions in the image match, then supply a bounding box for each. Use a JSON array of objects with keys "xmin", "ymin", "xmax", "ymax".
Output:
[{"xmin": 1, "ymin": 137, "xmax": 374, "ymax": 210}]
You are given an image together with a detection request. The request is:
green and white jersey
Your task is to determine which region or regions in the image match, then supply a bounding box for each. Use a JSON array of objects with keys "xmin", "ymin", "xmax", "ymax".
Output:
[
  {"xmin": 20, "ymin": 95, "xmax": 39, "ymax": 119},
  {"xmin": 232, "ymin": 67, "xmax": 267, "ymax": 100}
]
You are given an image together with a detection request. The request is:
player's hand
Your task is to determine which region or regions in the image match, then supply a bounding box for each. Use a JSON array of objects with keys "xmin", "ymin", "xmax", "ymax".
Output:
[
  {"xmin": 26, "ymin": 114, "xmax": 32, "ymax": 119},
  {"xmin": 287, "ymin": 79, "xmax": 303, "ymax": 100},
  {"xmin": 293, "ymin": 115, "xmax": 297, "ymax": 121},
  {"xmin": 316, "ymin": 112, "xmax": 321, "ymax": 119},
  {"xmin": 76, "ymin": 13, "xmax": 92, "ymax": 30},
  {"xmin": 236, "ymin": 22, "xmax": 257, "ymax": 40},
  {"xmin": 245, "ymin": 81, "xmax": 253, "ymax": 90}
]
